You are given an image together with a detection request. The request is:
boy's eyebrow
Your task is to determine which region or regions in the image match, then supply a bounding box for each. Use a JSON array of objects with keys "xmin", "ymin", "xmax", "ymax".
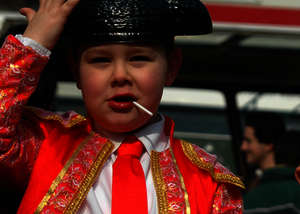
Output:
[
  {"xmin": 84, "ymin": 45, "xmax": 159, "ymax": 55},
  {"xmin": 84, "ymin": 48, "xmax": 111, "ymax": 55}
]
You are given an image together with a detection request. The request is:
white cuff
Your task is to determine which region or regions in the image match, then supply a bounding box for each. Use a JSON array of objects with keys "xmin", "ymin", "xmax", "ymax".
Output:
[{"xmin": 15, "ymin": 34, "xmax": 51, "ymax": 57}]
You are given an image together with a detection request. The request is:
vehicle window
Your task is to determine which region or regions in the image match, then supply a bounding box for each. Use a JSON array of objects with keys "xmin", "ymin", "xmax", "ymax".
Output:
[{"xmin": 237, "ymin": 92, "xmax": 300, "ymax": 129}]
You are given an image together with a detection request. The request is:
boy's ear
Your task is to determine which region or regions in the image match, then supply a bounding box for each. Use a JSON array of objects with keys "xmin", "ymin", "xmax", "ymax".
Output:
[
  {"xmin": 72, "ymin": 64, "xmax": 81, "ymax": 90},
  {"xmin": 66, "ymin": 45, "xmax": 82, "ymax": 89},
  {"xmin": 72, "ymin": 67, "xmax": 82, "ymax": 90},
  {"xmin": 165, "ymin": 48, "xmax": 182, "ymax": 86},
  {"xmin": 76, "ymin": 80, "xmax": 82, "ymax": 89}
]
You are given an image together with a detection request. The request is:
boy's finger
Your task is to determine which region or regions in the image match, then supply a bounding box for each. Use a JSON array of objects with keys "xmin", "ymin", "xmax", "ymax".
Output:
[
  {"xmin": 63, "ymin": 0, "xmax": 80, "ymax": 12},
  {"xmin": 19, "ymin": 8, "xmax": 36, "ymax": 22},
  {"xmin": 39, "ymin": 0, "xmax": 50, "ymax": 9},
  {"xmin": 44, "ymin": 0, "xmax": 65, "ymax": 9}
]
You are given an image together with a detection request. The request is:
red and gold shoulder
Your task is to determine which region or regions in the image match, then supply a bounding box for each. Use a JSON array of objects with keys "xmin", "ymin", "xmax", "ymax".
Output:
[
  {"xmin": 23, "ymin": 106, "xmax": 87, "ymax": 129},
  {"xmin": 179, "ymin": 140, "xmax": 245, "ymax": 189},
  {"xmin": 170, "ymin": 137, "xmax": 244, "ymax": 213}
]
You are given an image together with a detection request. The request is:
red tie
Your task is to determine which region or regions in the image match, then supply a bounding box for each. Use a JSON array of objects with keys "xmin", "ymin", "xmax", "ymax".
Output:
[{"xmin": 111, "ymin": 136, "xmax": 148, "ymax": 214}]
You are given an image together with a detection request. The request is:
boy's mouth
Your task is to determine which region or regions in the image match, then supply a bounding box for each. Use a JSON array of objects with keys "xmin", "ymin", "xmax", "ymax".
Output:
[
  {"xmin": 112, "ymin": 96, "xmax": 135, "ymax": 102},
  {"xmin": 108, "ymin": 94, "xmax": 136, "ymax": 111},
  {"xmin": 110, "ymin": 94, "xmax": 136, "ymax": 103}
]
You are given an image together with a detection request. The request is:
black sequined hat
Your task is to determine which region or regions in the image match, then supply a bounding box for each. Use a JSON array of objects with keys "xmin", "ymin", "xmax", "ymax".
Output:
[{"xmin": 65, "ymin": 0, "xmax": 212, "ymax": 43}]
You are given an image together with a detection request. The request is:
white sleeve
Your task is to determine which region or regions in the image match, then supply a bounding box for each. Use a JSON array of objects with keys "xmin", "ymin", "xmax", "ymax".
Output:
[{"xmin": 15, "ymin": 34, "xmax": 51, "ymax": 57}]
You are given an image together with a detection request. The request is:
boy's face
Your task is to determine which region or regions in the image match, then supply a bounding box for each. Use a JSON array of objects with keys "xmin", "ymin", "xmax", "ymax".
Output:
[{"xmin": 78, "ymin": 43, "xmax": 180, "ymax": 136}]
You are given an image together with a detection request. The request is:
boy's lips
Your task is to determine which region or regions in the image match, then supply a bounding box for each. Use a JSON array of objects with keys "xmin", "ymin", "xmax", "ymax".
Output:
[{"xmin": 108, "ymin": 94, "xmax": 137, "ymax": 111}]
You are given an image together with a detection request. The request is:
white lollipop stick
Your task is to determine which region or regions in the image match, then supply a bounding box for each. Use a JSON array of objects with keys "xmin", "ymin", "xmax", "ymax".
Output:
[{"xmin": 132, "ymin": 101, "xmax": 153, "ymax": 116}]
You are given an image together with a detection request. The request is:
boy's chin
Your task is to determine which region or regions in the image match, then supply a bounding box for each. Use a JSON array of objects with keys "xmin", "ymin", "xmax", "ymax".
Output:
[
  {"xmin": 116, "ymin": 114, "xmax": 160, "ymax": 134},
  {"xmin": 114, "ymin": 118, "xmax": 152, "ymax": 133},
  {"xmin": 93, "ymin": 115, "xmax": 153, "ymax": 136}
]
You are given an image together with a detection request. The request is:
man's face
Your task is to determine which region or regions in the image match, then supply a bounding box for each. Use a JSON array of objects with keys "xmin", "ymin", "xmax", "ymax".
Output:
[
  {"xmin": 241, "ymin": 126, "xmax": 271, "ymax": 166},
  {"xmin": 78, "ymin": 43, "xmax": 179, "ymax": 137}
]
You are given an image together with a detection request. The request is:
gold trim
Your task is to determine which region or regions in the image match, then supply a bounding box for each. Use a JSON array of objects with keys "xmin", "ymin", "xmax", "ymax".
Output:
[
  {"xmin": 25, "ymin": 106, "xmax": 86, "ymax": 128},
  {"xmin": 34, "ymin": 133, "xmax": 94, "ymax": 214},
  {"xmin": 181, "ymin": 140, "xmax": 245, "ymax": 189},
  {"xmin": 41, "ymin": 114, "xmax": 86, "ymax": 128},
  {"xmin": 169, "ymin": 146, "xmax": 191, "ymax": 214},
  {"xmin": 151, "ymin": 151, "xmax": 168, "ymax": 214},
  {"xmin": 65, "ymin": 140, "xmax": 114, "ymax": 214}
]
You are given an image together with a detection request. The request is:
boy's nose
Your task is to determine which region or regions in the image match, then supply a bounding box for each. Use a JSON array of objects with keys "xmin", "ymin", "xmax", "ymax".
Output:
[{"xmin": 111, "ymin": 62, "xmax": 131, "ymax": 86}]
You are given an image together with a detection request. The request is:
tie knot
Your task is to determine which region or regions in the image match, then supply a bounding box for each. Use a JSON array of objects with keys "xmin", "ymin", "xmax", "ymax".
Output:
[{"xmin": 117, "ymin": 136, "xmax": 144, "ymax": 158}]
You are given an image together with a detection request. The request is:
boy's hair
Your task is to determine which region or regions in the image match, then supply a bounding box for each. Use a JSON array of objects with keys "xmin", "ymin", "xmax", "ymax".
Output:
[
  {"xmin": 244, "ymin": 112, "xmax": 286, "ymax": 146},
  {"xmin": 275, "ymin": 130, "xmax": 300, "ymax": 167}
]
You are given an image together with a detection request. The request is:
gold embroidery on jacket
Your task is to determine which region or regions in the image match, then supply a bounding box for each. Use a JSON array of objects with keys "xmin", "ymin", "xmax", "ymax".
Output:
[
  {"xmin": 169, "ymin": 146, "xmax": 191, "ymax": 214},
  {"xmin": 181, "ymin": 140, "xmax": 245, "ymax": 189},
  {"xmin": 34, "ymin": 133, "xmax": 94, "ymax": 213},
  {"xmin": 40, "ymin": 114, "xmax": 86, "ymax": 128},
  {"xmin": 25, "ymin": 106, "xmax": 86, "ymax": 128},
  {"xmin": 151, "ymin": 151, "xmax": 168, "ymax": 214},
  {"xmin": 65, "ymin": 141, "xmax": 114, "ymax": 214}
]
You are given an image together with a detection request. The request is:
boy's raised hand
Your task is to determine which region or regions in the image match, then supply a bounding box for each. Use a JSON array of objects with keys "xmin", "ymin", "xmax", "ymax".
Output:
[{"xmin": 20, "ymin": 0, "xmax": 80, "ymax": 50}]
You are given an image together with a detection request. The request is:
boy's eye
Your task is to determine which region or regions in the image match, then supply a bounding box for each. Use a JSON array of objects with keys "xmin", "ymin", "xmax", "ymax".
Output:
[
  {"xmin": 90, "ymin": 57, "xmax": 111, "ymax": 63},
  {"xmin": 129, "ymin": 55, "xmax": 152, "ymax": 62}
]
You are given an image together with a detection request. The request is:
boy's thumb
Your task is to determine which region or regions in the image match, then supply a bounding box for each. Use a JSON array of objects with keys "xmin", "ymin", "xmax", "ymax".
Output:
[{"xmin": 19, "ymin": 8, "xmax": 36, "ymax": 22}]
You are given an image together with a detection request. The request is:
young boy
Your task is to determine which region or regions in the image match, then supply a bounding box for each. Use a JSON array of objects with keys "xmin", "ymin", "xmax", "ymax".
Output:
[{"xmin": 0, "ymin": 0, "xmax": 244, "ymax": 213}]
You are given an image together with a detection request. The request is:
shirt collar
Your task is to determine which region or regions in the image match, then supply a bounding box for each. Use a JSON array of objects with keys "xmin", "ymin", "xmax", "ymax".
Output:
[
  {"xmin": 110, "ymin": 114, "xmax": 168, "ymax": 155},
  {"xmin": 135, "ymin": 114, "xmax": 168, "ymax": 154}
]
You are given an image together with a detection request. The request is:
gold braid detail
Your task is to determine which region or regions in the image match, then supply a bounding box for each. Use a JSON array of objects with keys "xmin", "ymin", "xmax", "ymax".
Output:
[
  {"xmin": 65, "ymin": 140, "xmax": 114, "ymax": 214},
  {"xmin": 25, "ymin": 106, "xmax": 86, "ymax": 128},
  {"xmin": 181, "ymin": 140, "xmax": 245, "ymax": 189},
  {"xmin": 151, "ymin": 151, "xmax": 168, "ymax": 214},
  {"xmin": 169, "ymin": 146, "xmax": 191, "ymax": 214},
  {"xmin": 34, "ymin": 133, "xmax": 94, "ymax": 213}
]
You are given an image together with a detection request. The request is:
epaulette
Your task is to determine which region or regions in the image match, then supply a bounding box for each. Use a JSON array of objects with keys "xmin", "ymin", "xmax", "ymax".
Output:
[
  {"xmin": 180, "ymin": 140, "xmax": 245, "ymax": 189},
  {"xmin": 24, "ymin": 106, "xmax": 87, "ymax": 128}
]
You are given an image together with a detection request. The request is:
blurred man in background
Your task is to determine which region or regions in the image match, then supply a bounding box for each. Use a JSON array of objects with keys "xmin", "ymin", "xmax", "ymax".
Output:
[
  {"xmin": 241, "ymin": 112, "xmax": 286, "ymax": 171},
  {"xmin": 243, "ymin": 127, "xmax": 300, "ymax": 214}
]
